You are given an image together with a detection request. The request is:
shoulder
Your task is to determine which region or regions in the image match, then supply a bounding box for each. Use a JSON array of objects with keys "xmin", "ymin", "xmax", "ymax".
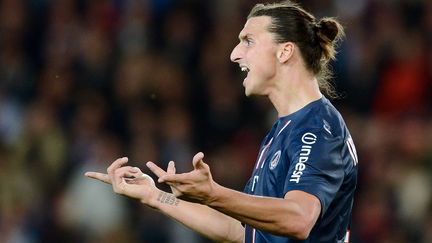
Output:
[
  {"xmin": 291, "ymin": 98, "xmax": 347, "ymax": 139},
  {"xmin": 281, "ymin": 99, "xmax": 349, "ymax": 156}
]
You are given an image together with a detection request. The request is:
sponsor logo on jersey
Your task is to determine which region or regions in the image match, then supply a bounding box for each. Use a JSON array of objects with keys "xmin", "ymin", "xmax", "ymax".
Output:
[
  {"xmin": 290, "ymin": 132, "xmax": 317, "ymax": 183},
  {"xmin": 269, "ymin": 150, "xmax": 281, "ymax": 170}
]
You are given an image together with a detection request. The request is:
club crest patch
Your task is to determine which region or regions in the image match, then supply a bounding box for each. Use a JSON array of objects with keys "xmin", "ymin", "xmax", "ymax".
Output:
[{"xmin": 269, "ymin": 150, "xmax": 281, "ymax": 170}]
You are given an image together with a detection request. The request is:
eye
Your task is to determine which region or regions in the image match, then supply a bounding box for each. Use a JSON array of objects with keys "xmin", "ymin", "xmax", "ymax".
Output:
[{"xmin": 245, "ymin": 38, "xmax": 253, "ymax": 46}]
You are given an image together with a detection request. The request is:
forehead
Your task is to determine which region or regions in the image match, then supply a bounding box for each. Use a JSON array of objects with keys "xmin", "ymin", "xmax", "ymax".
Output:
[{"xmin": 239, "ymin": 16, "xmax": 272, "ymax": 38}]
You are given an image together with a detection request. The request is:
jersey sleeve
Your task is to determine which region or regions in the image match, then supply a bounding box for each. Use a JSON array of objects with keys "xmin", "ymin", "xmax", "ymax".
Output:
[{"xmin": 284, "ymin": 127, "xmax": 344, "ymax": 216}]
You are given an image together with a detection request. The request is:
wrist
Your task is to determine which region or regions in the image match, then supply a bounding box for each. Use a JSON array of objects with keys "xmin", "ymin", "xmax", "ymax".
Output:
[
  {"xmin": 148, "ymin": 191, "xmax": 181, "ymax": 209},
  {"xmin": 143, "ymin": 188, "xmax": 163, "ymax": 209},
  {"xmin": 206, "ymin": 182, "xmax": 224, "ymax": 206}
]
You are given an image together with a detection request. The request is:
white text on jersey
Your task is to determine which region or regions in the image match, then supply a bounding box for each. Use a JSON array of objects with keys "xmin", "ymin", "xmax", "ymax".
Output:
[{"xmin": 290, "ymin": 132, "xmax": 317, "ymax": 183}]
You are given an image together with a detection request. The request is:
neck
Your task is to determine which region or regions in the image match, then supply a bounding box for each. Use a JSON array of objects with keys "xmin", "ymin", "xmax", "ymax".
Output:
[{"xmin": 267, "ymin": 67, "xmax": 322, "ymax": 117}]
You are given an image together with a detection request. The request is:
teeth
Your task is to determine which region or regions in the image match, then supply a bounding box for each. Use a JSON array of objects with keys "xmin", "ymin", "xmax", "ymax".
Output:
[{"xmin": 241, "ymin": 67, "xmax": 249, "ymax": 72}]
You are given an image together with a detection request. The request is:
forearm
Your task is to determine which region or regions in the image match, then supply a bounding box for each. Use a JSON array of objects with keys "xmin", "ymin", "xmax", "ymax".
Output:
[
  {"xmin": 207, "ymin": 184, "xmax": 318, "ymax": 239},
  {"xmin": 150, "ymin": 191, "xmax": 244, "ymax": 243}
]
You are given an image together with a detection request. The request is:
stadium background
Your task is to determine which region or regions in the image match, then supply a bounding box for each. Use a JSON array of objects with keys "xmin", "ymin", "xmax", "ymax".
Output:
[{"xmin": 0, "ymin": 0, "xmax": 431, "ymax": 242}]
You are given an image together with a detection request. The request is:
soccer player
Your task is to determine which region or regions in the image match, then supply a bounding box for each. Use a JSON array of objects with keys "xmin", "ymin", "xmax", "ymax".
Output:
[{"xmin": 85, "ymin": 1, "xmax": 358, "ymax": 242}]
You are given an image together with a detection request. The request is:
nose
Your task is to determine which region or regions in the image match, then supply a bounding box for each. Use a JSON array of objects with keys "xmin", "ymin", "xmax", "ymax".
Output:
[{"xmin": 230, "ymin": 43, "xmax": 242, "ymax": 63}]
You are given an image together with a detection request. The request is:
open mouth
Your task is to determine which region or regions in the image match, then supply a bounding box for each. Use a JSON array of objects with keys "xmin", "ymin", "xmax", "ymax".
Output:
[
  {"xmin": 241, "ymin": 66, "xmax": 250, "ymax": 73},
  {"xmin": 240, "ymin": 66, "xmax": 250, "ymax": 80}
]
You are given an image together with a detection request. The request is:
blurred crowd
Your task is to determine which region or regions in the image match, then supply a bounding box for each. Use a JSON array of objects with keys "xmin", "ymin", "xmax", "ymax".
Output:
[{"xmin": 0, "ymin": 0, "xmax": 431, "ymax": 242}]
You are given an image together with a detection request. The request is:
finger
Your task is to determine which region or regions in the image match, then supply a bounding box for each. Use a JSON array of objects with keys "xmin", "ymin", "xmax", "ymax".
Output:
[
  {"xmin": 132, "ymin": 167, "xmax": 143, "ymax": 175},
  {"xmin": 112, "ymin": 166, "xmax": 140, "ymax": 186},
  {"xmin": 146, "ymin": 161, "xmax": 168, "ymax": 179},
  {"xmin": 138, "ymin": 173, "xmax": 155, "ymax": 186},
  {"xmin": 113, "ymin": 166, "xmax": 140, "ymax": 179},
  {"xmin": 192, "ymin": 152, "xmax": 205, "ymax": 170},
  {"xmin": 107, "ymin": 157, "xmax": 129, "ymax": 175},
  {"xmin": 125, "ymin": 172, "xmax": 155, "ymax": 186},
  {"xmin": 112, "ymin": 166, "xmax": 139, "ymax": 193},
  {"xmin": 167, "ymin": 161, "xmax": 176, "ymax": 175},
  {"xmin": 85, "ymin": 172, "xmax": 111, "ymax": 184},
  {"xmin": 159, "ymin": 173, "xmax": 190, "ymax": 184}
]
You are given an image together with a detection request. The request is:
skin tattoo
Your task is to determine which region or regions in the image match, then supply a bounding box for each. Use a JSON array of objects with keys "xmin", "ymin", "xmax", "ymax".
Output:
[{"xmin": 157, "ymin": 192, "xmax": 180, "ymax": 206}]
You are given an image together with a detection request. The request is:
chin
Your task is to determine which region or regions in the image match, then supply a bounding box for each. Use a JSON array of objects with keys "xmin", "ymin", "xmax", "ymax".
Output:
[
  {"xmin": 244, "ymin": 89, "xmax": 259, "ymax": 97},
  {"xmin": 244, "ymin": 87, "xmax": 253, "ymax": 96}
]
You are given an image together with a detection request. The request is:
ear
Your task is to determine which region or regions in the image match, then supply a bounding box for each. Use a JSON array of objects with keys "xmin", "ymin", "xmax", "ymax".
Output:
[{"xmin": 277, "ymin": 42, "xmax": 294, "ymax": 63}]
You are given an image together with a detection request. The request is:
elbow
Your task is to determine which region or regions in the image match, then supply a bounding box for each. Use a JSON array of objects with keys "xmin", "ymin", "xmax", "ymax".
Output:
[
  {"xmin": 285, "ymin": 222, "xmax": 312, "ymax": 240},
  {"xmin": 290, "ymin": 223, "xmax": 311, "ymax": 240},
  {"xmin": 277, "ymin": 217, "xmax": 314, "ymax": 240},
  {"xmin": 278, "ymin": 196, "xmax": 321, "ymax": 240}
]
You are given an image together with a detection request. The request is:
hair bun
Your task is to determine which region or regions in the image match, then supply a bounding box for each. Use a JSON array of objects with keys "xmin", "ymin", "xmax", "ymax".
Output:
[
  {"xmin": 314, "ymin": 17, "xmax": 344, "ymax": 61},
  {"xmin": 316, "ymin": 18, "xmax": 341, "ymax": 42}
]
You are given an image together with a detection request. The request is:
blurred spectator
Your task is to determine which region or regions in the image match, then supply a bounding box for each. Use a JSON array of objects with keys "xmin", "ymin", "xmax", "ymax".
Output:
[{"xmin": 57, "ymin": 134, "xmax": 130, "ymax": 242}]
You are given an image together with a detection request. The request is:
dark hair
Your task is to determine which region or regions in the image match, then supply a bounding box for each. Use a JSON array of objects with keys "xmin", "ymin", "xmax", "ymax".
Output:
[{"xmin": 248, "ymin": 1, "xmax": 345, "ymax": 98}]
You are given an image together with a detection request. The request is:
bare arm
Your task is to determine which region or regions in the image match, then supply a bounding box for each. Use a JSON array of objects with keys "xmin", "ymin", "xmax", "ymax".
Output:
[
  {"xmin": 207, "ymin": 186, "xmax": 320, "ymax": 240},
  {"xmin": 152, "ymin": 191, "xmax": 244, "ymax": 243},
  {"xmin": 159, "ymin": 152, "xmax": 321, "ymax": 240},
  {"xmin": 85, "ymin": 157, "xmax": 244, "ymax": 243}
]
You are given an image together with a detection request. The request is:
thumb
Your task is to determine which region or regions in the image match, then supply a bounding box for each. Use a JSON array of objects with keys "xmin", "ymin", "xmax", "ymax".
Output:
[{"xmin": 192, "ymin": 152, "xmax": 205, "ymax": 169}]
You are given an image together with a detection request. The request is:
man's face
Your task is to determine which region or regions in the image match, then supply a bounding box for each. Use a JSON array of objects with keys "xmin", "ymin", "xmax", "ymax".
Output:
[{"xmin": 230, "ymin": 16, "xmax": 279, "ymax": 96}]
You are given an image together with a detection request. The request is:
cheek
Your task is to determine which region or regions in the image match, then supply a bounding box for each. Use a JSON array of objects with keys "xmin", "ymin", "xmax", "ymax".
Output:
[
  {"xmin": 245, "ymin": 44, "xmax": 277, "ymax": 79},
  {"xmin": 253, "ymin": 52, "xmax": 276, "ymax": 77}
]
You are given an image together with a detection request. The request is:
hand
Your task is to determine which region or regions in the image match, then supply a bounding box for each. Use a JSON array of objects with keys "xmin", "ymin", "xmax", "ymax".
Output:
[
  {"xmin": 85, "ymin": 157, "xmax": 159, "ymax": 207},
  {"xmin": 146, "ymin": 160, "xmax": 181, "ymax": 196},
  {"xmin": 155, "ymin": 152, "xmax": 217, "ymax": 204}
]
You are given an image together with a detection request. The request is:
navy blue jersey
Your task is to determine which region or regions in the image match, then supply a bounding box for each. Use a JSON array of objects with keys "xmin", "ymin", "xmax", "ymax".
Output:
[{"xmin": 243, "ymin": 97, "xmax": 358, "ymax": 243}]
